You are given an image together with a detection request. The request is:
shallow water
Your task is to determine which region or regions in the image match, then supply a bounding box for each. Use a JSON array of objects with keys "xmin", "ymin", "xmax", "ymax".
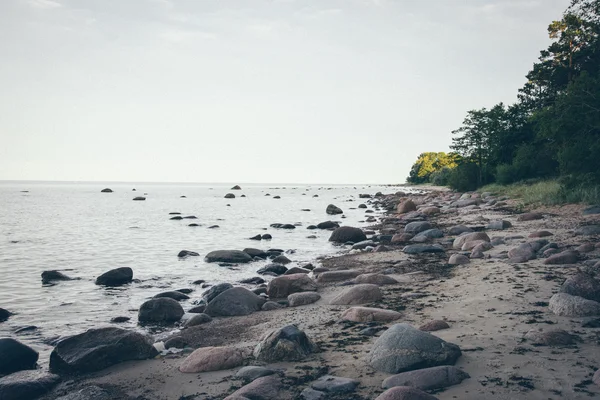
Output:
[{"xmin": 0, "ymin": 181, "xmax": 406, "ymax": 360}]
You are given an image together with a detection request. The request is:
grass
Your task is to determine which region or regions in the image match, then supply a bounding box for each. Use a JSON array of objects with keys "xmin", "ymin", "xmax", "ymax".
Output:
[{"xmin": 479, "ymin": 179, "xmax": 600, "ymax": 206}]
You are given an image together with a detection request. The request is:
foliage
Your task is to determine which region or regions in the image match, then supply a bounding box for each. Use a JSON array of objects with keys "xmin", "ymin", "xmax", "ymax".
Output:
[{"xmin": 406, "ymin": 152, "xmax": 457, "ymax": 184}]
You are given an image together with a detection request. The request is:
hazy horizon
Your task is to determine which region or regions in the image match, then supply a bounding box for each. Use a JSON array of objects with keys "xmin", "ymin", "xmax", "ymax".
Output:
[{"xmin": 0, "ymin": 0, "xmax": 571, "ymax": 184}]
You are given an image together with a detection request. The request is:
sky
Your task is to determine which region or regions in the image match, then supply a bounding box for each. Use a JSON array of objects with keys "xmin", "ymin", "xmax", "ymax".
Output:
[{"xmin": 0, "ymin": 0, "xmax": 571, "ymax": 184}]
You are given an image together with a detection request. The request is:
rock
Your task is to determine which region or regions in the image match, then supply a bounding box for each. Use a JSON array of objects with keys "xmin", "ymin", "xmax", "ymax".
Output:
[
  {"xmin": 154, "ymin": 291, "xmax": 190, "ymax": 301},
  {"xmin": 448, "ymin": 254, "xmax": 469, "ymax": 265},
  {"xmin": 231, "ymin": 185, "xmax": 242, "ymax": 190},
  {"xmin": 421, "ymin": 207, "xmax": 440, "ymax": 216},
  {"xmin": 453, "ymin": 232, "xmax": 490, "ymax": 249},
  {"xmin": 317, "ymin": 221, "xmax": 339, "ymax": 229},
  {"xmin": 583, "ymin": 205, "xmax": 600, "ymax": 215},
  {"xmin": 170, "ymin": 216, "xmax": 183, "ymax": 220},
  {"xmin": 284, "ymin": 267, "xmax": 310, "ymax": 275},
  {"xmin": 235, "ymin": 366, "xmax": 277, "ymax": 383},
  {"xmin": 54, "ymin": 386, "xmax": 111, "ymax": 400},
  {"xmin": 391, "ymin": 233, "xmax": 413, "ymax": 244},
  {"xmin": 301, "ymin": 388, "xmax": 326, "ymax": 400},
  {"xmin": 507, "ymin": 243, "xmax": 536, "ymax": 263},
  {"xmin": 179, "ymin": 346, "xmax": 244, "ymax": 373},
  {"xmin": 261, "ymin": 234, "xmax": 272, "ymax": 240},
  {"xmin": 369, "ymin": 323, "xmax": 461, "ymax": 373},
  {"xmin": 49, "ymin": 327, "xmax": 157, "ymax": 374},
  {"xmin": 486, "ymin": 220, "xmax": 512, "ymax": 230},
  {"xmin": 329, "ymin": 226, "xmax": 367, "ymax": 243},
  {"xmin": 208, "ymin": 225, "xmax": 219, "ymax": 229},
  {"xmin": 184, "ymin": 313, "xmax": 212, "ymax": 327},
  {"xmin": 288, "ymin": 292, "xmax": 321, "ymax": 307},
  {"xmin": 326, "ymin": 204, "xmax": 343, "ymax": 215},
  {"xmin": 517, "ymin": 212, "xmax": 543, "ymax": 221},
  {"xmin": 414, "ymin": 229, "xmax": 444, "ymax": 240},
  {"xmin": 257, "ymin": 264, "xmax": 288, "ymax": 276},
  {"xmin": 358, "ymin": 204, "xmax": 368, "ymax": 209},
  {"xmin": 544, "ymin": 250, "xmax": 579, "ymax": 265},
  {"xmin": 272, "ymin": 255, "xmax": 291, "ymax": 265},
  {"xmin": 132, "ymin": 196, "xmax": 146, "ymax": 201},
  {"xmin": 419, "ymin": 320, "xmax": 450, "ymax": 332},
  {"xmin": 95, "ymin": 267, "xmax": 133, "ymax": 286},
  {"xmin": 402, "ymin": 244, "xmax": 445, "ymax": 254},
  {"xmin": 203, "ymin": 283, "xmax": 234, "ymax": 303},
  {"xmin": 448, "ymin": 225, "xmax": 473, "ymax": 235},
  {"xmin": 404, "ymin": 222, "xmax": 432, "ymax": 234},
  {"xmin": 561, "ymin": 273, "xmax": 600, "ymax": 302},
  {"xmin": 164, "ymin": 337, "xmax": 188, "ymax": 349},
  {"xmin": 253, "ymin": 325, "xmax": 318, "ymax": 362},
  {"xmin": 352, "ymin": 240, "xmax": 376, "ymax": 250},
  {"xmin": 188, "ymin": 305, "xmax": 206, "ymax": 313},
  {"xmin": 178, "ymin": 250, "xmax": 200, "ymax": 259},
  {"xmin": 0, "ymin": 338, "xmax": 39, "ymax": 375},
  {"xmin": 397, "ymin": 200, "xmax": 417, "ymax": 214},
  {"xmin": 262, "ymin": 301, "xmax": 285, "ymax": 311},
  {"xmin": 224, "ymin": 375, "xmax": 284, "ymax": 400},
  {"xmin": 341, "ymin": 307, "xmax": 401, "ymax": 323},
  {"xmin": 383, "ymin": 366, "xmax": 469, "ymax": 391},
  {"xmin": 524, "ymin": 328, "xmax": 579, "ymax": 346},
  {"xmin": 0, "ymin": 370, "xmax": 60, "ymax": 400},
  {"xmin": 594, "ymin": 369, "xmax": 600, "ymax": 388},
  {"xmin": 354, "ymin": 273, "xmax": 398, "ymax": 285},
  {"xmin": 375, "ymin": 386, "xmax": 439, "ymax": 400},
  {"xmin": 329, "ymin": 284, "xmax": 382, "ymax": 305},
  {"xmin": 205, "ymin": 287, "xmax": 266, "ymax": 317},
  {"xmin": 316, "ymin": 270, "xmax": 362, "ymax": 283},
  {"xmin": 240, "ymin": 277, "xmax": 266, "ymax": 285},
  {"xmin": 138, "ymin": 298, "xmax": 185, "ymax": 323},
  {"xmin": 0, "ymin": 308, "xmax": 11, "ymax": 322},
  {"xmin": 205, "ymin": 250, "xmax": 253, "ymax": 263},
  {"xmin": 243, "ymin": 248, "xmax": 268, "ymax": 259},
  {"xmin": 311, "ymin": 375, "xmax": 359, "ymax": 394},
  {"xmin": 110, "ymin": 316, "xmax": 130, "ymax": 323},
  {"xmin": 267, "ymin": 274, "xmax": 317, "ymax": 298},
  {"xmin": 41, "ymin": 270, "xmax": 73, "ymax": 284},
  {"xmin": 549, "ymin": 293, "xmax": 600, "ymax": 317},
  {"xmin": 224, "ymin": 193, "xmax": 235, "ymax": 199},
  {"xmin": 100, "ymin": 188, "xmax": 113, "ymax": 193},
  {"xmin": 577, "ymin": 243, "xmax": 596, "ymax": 253}
]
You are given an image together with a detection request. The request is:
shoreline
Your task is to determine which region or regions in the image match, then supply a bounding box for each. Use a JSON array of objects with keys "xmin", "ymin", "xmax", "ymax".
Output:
[{"xmin": 7, "ymin": 186, "xmax": 600, "ymax": 399}]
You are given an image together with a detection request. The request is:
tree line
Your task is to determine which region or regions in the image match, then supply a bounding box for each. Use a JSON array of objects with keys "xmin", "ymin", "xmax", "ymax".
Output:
[{"xmin": 407, "ymin": 0, "xmax": 600, "ymax": 192}]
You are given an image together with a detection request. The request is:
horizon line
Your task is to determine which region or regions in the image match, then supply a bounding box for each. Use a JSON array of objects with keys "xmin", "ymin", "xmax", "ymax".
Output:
[{"xmin": 0, "ymin": 179, "xmax": 407, "ymax": 186}]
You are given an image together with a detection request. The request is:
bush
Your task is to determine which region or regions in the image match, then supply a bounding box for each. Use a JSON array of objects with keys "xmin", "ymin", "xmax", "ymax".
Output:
[
  {"xmin": 448, "ymin": 162, "xmax": 479, "ymax": 192},
  {"xmin": 495, "ymin": 164, "xmax": 519, "ymax": 185},
  {"xmin": 430, "ymin": 167, "xmax": 453, "ymax": 186}
]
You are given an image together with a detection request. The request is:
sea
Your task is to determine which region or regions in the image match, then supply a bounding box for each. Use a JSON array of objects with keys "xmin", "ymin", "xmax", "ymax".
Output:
[{"xmin": 0, "ymin": 181, "xmax": 407, "ymax": 361}]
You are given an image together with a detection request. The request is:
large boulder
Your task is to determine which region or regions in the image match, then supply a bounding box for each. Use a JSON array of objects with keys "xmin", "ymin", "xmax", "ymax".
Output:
[
  {"xmin": 549, "ymin": 293, "xmax": 600, "ymax": 317},
  {"xmin": 205, "ymin": 250, "xmax": 252, "ymax": 263},
  {"xmin": 375, "ymin": 386, "xmax": 439, "ymax": 400},
  {"xmin": 329, "ymin": 227, "xmax": 367, "ymax": 244},
  {"xmin": 49, "ymin": 327, "xmax": 157, "ymax": 374},
  {"xmin": 243, "ymin": 248, "xmax": 268, "ymax": 259},
  {"xmin": 0, "ymin": 370, "xmax": 60, "ymax": 400},
  {"xmin": 329, "ymin": 284, "xmax": 382, "ymax": 305},
  {"xmin": 95, "ymin": 267, "xmax": 133, "ymax": 286},
  {"xmin": 341, "ymin": 307, "xmax": 401, "ymax": 323},
  {"xmin": 382, "ymin": 366, "xmax": 470, "ymax": 391},
  {"xmin": 205, "ymin": 287, "xmax": 266, "ymax": 317},
  {"xmin": 138, "ymin": 298, "xmax": 185, "ymax": 323},
  {"xmin": 179, "ymin": 346, "xmax": 244, "ymax": 373},
  {"xmin": 453, "ymin": 232, "xmax": 490, "ymax": 249},
  {"xmin": 202, "ymin": 283, "xmax": 234, "ymax": 303},
  {"xmin": 326, "ymin": 204, "xmax": 343, "ymax": 215},
  {"xmin": 544, "ymin": 250, "xmax": 579, "ymax": 265},
  {"xmin": 267, "ymin": 274, "xmax": 317, "ymax": 298},
  {"xmin": 404, "ymin": 222, "xmax": 432, "ymax": 234},
  {"xmin": 397, "ymin": 200, "xmax": 417, "ymax": 214},
  {"xmin": 0, "ymin": 339, "xmax": 39, "ymax": 375},
  {"xmin": 508, "ymin": 243, "xmax": 537, "ymax": 263},
  {"xmin": 369, "ymin": 323, "xmax": 461, "ymax": 373},
  {"xmin": 561, "ymin": 273, "xmax": 600, "ymax": 302},
  {"xmin": 253, "ymin": 325, "xmax": 318, "ymax": 362}
]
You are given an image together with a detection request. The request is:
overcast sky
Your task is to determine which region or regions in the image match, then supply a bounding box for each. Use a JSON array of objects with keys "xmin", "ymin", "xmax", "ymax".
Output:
[{"xmin": 0, "ymin": 0, "xmax": 570, "ymax": 184}]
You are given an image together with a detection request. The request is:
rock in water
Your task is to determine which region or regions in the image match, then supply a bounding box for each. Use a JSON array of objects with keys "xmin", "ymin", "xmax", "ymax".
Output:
[
  {"xmin": 95, "ymin": 267, "xmax": 133, "ymax": 286},
  {"xmin": 178, "ymin": 250, "xmax": 199, "ymax": 258},
  {"xmin": 179, "ymin": 346, "xmax": 244, "ymax": 373},
  {"xmin": 204, "ymin": 287, "xmax": 266, "ymax": 317},
  {"xmin": 153, "ymin": 291, "xmax": 190, "ymax": 301},
  {"xmin": 0, "ymin": 370, "xmax": 60, "ymax": 400},
  {"xmin": 375, "ymin": 386, "xmax": 439, "ymax": 400},
  {"xmin": 100, "ymin": 188, "xmax": 113, "ymax": 193},
  {"xmin": 205, "ymin": 250, "xmax": 253, "ymax": 263},
  {"xmin": 254, "ymin": 325, "xmax": 318, "ymax": 362},
  {"xmin": 329, "ymin": 226, "xmax": 367, "ymax": 244},
  {"xmin": 0, "ymin": 338, "xmax": 39, "ymax": 375},
  {"xmin": 231, "ymin": 185, "xmax": 242, "ymax": 190},
  {"xmin": 0, "ymin": 308, "xmax": 12, "ymax": 322},
  {"xmin": 132, "ymin": 196, "xmax": 146, "ymax": 201},
  {"xmin": 41, "ymin": 270, "xmax": 73, "ymax": 284},
  {"xmin": 369, "ymin": 323, "xmax": 461, "ymax": 374},
  {"xmin": 138, "ymin": 298, "xmax": 185, "ymax": 323},
  {"xmin": 326, "ymin": 204, "xmax": 343, "ymax": 215},
  {"xmin": 49, "ymin": 327, "xmax": 157, "ymax": 374},
  {"xmin": 382, "ymin": 366, "xmax": 469, "ymax": 391}
]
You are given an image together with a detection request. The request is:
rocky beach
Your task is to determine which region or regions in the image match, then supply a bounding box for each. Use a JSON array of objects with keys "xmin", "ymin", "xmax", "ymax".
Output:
[{"xmin": 2, "ymin": 185, "xmax": 600, "ymax": 400}]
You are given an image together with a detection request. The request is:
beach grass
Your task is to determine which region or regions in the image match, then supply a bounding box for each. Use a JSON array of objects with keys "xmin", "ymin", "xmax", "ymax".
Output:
[{"xmin": 479, "ymin": 180, "xmax": 600, "ymax": 206}]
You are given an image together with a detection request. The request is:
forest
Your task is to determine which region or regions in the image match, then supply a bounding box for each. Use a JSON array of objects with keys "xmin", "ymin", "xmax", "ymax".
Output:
[{"xmin": 407, "ymin": 0, "xmax": 600, "ymax": 198}]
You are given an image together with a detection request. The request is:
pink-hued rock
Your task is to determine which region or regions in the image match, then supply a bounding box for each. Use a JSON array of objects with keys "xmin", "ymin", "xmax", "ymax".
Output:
[
  {"xmin": 544, "ymin": 250, "xmax": 579, "ymax": 265},
  {"xmin": 341, "ymin": 307, "xmax": 401, "ymax": 323},
  {"xmin": 330, "ymin": 284, "xmax": 383, "ymax": 305},
  {"xmin": 224, "ymin": 375, "xmax": 285, "ymax": 400},
  {"xmin": 517, "ymin": 212, "xmax": 543, "ymax": 221},
  {"xmin": 375, "ymin": 386, "xmax": 439, "ymax": 400},
  {"xmin": 397, "ymin": 200, "xmax": 417, "ymax": 214},
  {"xmin": 316, "ymin": 270, "xmax": 362, "ymax": 284},
  {"xmin": 179, "ymin": 347, "xmax": 244, "ymax": 373},
  {"xmin": 267, "ymin": 274, "xmax": 317, "ymax": 298},
  {"xmin": 577, "ymin": 243, "xmax": 596, "ymax": 253},
  {"xmin": 453, "ymin": 232, "xmax": 490, "ymax": 249},
  {"xmin": 448, "ymin": 254, "xmax": 470, "ymax": 265},
  {"xmin": 419, "ymin": 320, "xmax": 450, "ymax": 332}
]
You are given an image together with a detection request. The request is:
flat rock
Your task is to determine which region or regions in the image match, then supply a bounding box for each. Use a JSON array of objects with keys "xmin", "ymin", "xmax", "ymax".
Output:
[
  {"xmin": 369, "ymin": 323, "xmax": 461, "ymax": 374},
  {"xmin": 49, "ymin": 327, "xmax": 157, "ymax": 374},
  {"xmin": 205, "ymin": 250, "xmax": 253, "ymax": 263},
  {"xmin": 375, "ymin": 386, "xmax": 439, "ymax": 400},
  {"xmin": 0, "ymin": 338, "xmax": 39, "ymax": 375},
  {"xmin": 95, "ymin": 267, "xmax": 133, "ymax": 286},
  {"xmin": 288, "ymin": 292, "xmax": 321, "ymax": 307},
  {"xmin": 517, "ymin": 212, "xmax": 543, "ymax": 221},
  {"xmin": 330, "ymin": 284, "xmax": 383, "ymax": 305},
  {"xmin": 419, "ymin": 320, "xmax": 450, "ymax": 332},
  {"xmin": 253, "ymin": 325, "xmax": 318, "ymax": 362},
  {"xmin": 341, "ymin": 307, "xmax": 401, "ymax": 323},
  {"xmin": 138, "ymin": 298, "xmax": 185, "ymax": 323},
  {"xmin": 544, "ymin": 250, "xmax": 579, "ymax": 265},
  {"xmin": 549, "ymin": 293, "xmax": 600, "ymax": 317},
  {"xmin": 267, "ymin": 274, "xmax": 317, "ymax": 298},
  {"xmin": 179, "ymin": 346, "xmax": 244, "ymax": 373},
  {"xmin": 402, "ymin": 244, "xmax": 445, "ymax": 254},
  {"xmin": 382, "ymin": 365, "xmax": 470, "ymax": 390},
  {"xmin": 524, "ymin": 328, "xmax": 579, "ymax": 346},
  {"xmin": 0, "ymin": 370, "xmax": 60, "ymax": 400},
  {"xmin": 205, "ymin": 287, "xmax": 266, "ymax": 317},
  {"xmin": 235, "ymin": 366, "xmax": 278, "ymax": 383},
  {"xmin": 354, "ymin": 273, "xmax": 398, "ymax": 286},
  {"xmin": 311, "ymin": 375, "xmax": 359, "ymax": 394}
]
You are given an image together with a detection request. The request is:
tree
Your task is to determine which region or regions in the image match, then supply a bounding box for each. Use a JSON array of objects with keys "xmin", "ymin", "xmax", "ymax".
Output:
[{"xmin": 406, "ymin": 152, "xmax": 457, "ymax": 184}]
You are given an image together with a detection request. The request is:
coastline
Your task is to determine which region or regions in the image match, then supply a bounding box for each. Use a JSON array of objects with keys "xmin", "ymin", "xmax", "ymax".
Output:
[{"xmin": 20, "ymin": 186, "xmax": 600, "ymax": 399}]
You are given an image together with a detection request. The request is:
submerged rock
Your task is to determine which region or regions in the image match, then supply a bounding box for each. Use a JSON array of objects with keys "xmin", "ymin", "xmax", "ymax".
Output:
[
  {"xmin": 138, "ymin": 298, "xmax": 185, "ymax": 323},
  {"xmin": 205, "ymin": 250, "xmax": 253, "ymax": 263},
  {"xmin": 42, "ymin": 270, "xmax": 74, "ymax": 284},
  {"xmin": 329, "ymin": 226, "xmax": 367, "ymax": 244},
  {"xmin": 95, "ymin": 267, "xmax": 133, "ymax": 286}
]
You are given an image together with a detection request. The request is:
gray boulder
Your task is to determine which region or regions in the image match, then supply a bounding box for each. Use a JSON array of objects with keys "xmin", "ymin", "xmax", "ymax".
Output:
[
  {"xmin": 402, "ymin": 244, "xmax": 445, "ymax": 254},
  {"xmin": 41, "ymin": 270, "xmax": 74, "ymax": 284},
  {"xmin": 448, "ymin": 225, "xmax": 473, "ymax": 235},
  {"xmin": 0, "ymin": 308, "xmax": 11, "ymax": 322},
  {"xmin": 203, "ymin": 283, "xmax": 234, "ymax": 303},
  {"xmin": 544, "ymin": 250, "xmax": 579, "ymax": 265},
  {"xmin": 257, "ymin": 264, "xmax": 288, "ymax": 275},
  {"xmin": 205, "ymin": 287, "xmax": 266, "ymax": 317},
  {"xmin": 253, "ymin": 325, "xmax": 318, "ymax": 362},
  {"xmin": 49, "ymin": 327, "xmax": 157, "ymax": 374},
  {"xmin": 561, "ymin": 273, "xmax": 600, "ymax": 302},
  {"xmin": 404, "ymin": 222, "xmax": 432, "ymax": 234},
  {"xmin": 507, "ymin": 243, "xmax": 536, "ymax": 263},
  {"xmin": 95, "ymin": 267, "xmax": 133, "ymax": 286},
  {"xmin": 329, "ymin": 227, "xmax": 367, "ymax": 244},
  {"xmin": 235, "ymin": 366, "xmax": 278, "ymax": 383},
  {"xmin": 382, "ymin": 366, "xmax": 469, "ymax": 390},
  {"xmin": 549, "ymin": 293, "xmax": 600, "ymax": 317},
  {"xmin": 311, "ymin": 375, "xmax": 359, "ymax": 394},
  {"xmin": 453, "ymin": 232, "xmax": 490, "ymax": 249},
  {"xmin": 0, "ymin": 338, "xmax": 39, "ymax": 375},
  {"xmin": 583, "ymin": 206, "xmax": 600, "ymax": 215},
  {"xmin": 486, "ymin": 220, "xmax": 512, "ymax": 230},
  {"xmin": 326, "ymin": 204, "xmax": 343, "ymax": 215},
  {"xmin": 288, "ymin": 292, "xmax": 321, "ymax": 307},
  {"xmin": 267, "ymin": 274, "xmax": 317, "ymax": 298},
  {"xmin": 448, "ymin": 254, "xmax": 469, "ymax": 265},
  {"xmin": 153, "ymin": 291, "xmax": 189, "ymax": 301},
  {"xmin": 0, "ymin": 370, "xmax": 60, "ymax": 400},
  {"xmin": 413, "ymin": 229, "xmax": 443, "ymax": 240},
  {"xmin": 329, "ymin": 284, "xmax": 382, "ymax": 305},
  {"xmin": 184, "ymin": 313, "xmax": 212, "ymax": 327},
  {"xmin": 138, "ymin": 298, "xmax": 184, "ymax": 323},
  {"xmin": 224, "ymin": 375, "xmax": 285, "ymax": 400},
  {"xmin": 375, "ymin": 386, "xmax": 439, "ymax": 400},
  {"xmin": 369, "ymin": 323, "xmax": 461, "ymax": 373},
  {"xmin": 205, "ymin": 250, "xmax": 253, "ymax": 263},
  {"xmin": 575, "ymin": 225, "xmax": 600, "ymax": 235}
]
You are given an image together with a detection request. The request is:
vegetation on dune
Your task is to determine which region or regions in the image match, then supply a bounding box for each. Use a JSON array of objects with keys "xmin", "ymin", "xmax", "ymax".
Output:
[{"xmin": 407, "ymin": 0, "xmax": 600, "ymax": 202}]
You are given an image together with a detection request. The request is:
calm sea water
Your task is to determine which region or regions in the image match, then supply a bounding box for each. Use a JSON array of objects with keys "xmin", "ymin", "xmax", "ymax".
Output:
[{"xmin": 0, "ymin": 181, "xmax": 403, "ymax": 360}]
